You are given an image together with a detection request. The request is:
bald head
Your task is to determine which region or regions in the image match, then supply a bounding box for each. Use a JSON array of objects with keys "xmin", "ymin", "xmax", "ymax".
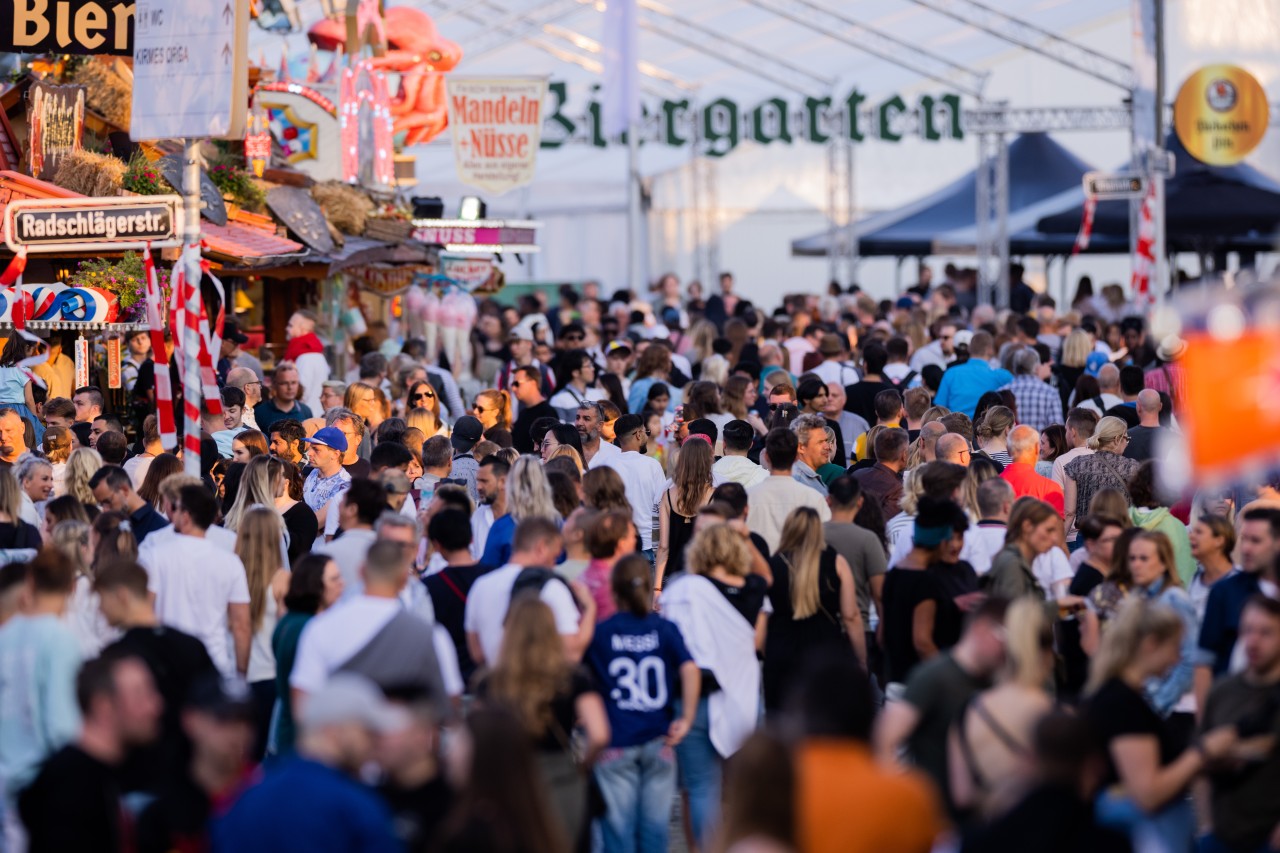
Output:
[
  {"xmin": 1136, "ymin": 389, "xmax": 1161, "ymax": 414},
  {"xmin": 920, "ymin": 421, "xmax": 946, "ymax": 461},
  {"xmin": 1097, "ymin": 363, "xmax": 1120, "ymax": 393},
  {"xmin": 1008, "ymin": 424, "xmax": 1040, "ymax": 464},
  {"xmin": 935, "ymin": 432, "xmax": 970, "ymax": 465},
  {"xmin": 226, "ymin": 367, "xmax": 261, "ymax": 406},
  {"xmin": 1136, "ymin": 388, "xmax": 1162, "ymax": 426}
]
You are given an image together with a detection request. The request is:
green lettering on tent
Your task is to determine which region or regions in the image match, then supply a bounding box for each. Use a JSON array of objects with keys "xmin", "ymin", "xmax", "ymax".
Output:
[
  {"xmin": 587, "ymin": 86, "xmax": 606, "ymax": 148},
  {"xmin": 541, "ymin": 81, "xmax": 575, "ymax": 149},
  {"xmin": 663, "ymin": 99, "xmax": 689, "ymax": 146},
  {"xmin": 703, "ymin": 98, "xmax": 739, "ymax": 158},
  {"xmin": 805, "ymin": 96, "xmax": 831, "ymax": 144},
  {"xmin": 941, "ymin": 94, "xmax": 963, "ymax": 140},
  {"xmin": 879, "ymin": 95, "xmax": 906, "ymax": 142},
  {"xmin": 750, "ymin": 98, "xmax": 792, "ymax": 144},
  {"xmin": 845, "ymin": 89, "xmax": 866, "ymax": 142}
]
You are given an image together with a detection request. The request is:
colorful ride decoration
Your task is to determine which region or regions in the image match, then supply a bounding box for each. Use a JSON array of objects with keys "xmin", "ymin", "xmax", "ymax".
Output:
[{"xmin": 308, "ymin": 7, "xmax": 462, "ymax": 147}]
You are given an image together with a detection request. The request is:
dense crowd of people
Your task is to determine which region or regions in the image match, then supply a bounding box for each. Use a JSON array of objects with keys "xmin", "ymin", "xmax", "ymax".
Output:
[{"xmin": 0, "ymin": 268, "xmax": 1276, "ymax": 853}]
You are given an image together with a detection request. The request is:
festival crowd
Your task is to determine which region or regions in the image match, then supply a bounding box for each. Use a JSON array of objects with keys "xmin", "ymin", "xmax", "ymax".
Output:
[{"xmin": 0, "ymin": 267, "xmax": 1277, "ymax": 853}]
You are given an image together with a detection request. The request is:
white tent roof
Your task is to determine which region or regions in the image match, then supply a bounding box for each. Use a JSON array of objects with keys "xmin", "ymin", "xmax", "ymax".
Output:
[{"xmin": 249, "ymin": 2, "xmax": 1280, "ymax": 300}]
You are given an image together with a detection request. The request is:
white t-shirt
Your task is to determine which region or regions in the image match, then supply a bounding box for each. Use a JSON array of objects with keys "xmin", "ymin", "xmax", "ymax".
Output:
[
  {"xmin": 140, "ymin": 532, "xmax": 251, "ymax": 676},
  {"xmin": 294, "ymin": 351, "xmax": 329, "ymax": 417},
  {"xmin": 598, "ymin": 450, "xmax": 667, "ymax": 550},
  {"xmin": 312, "ymin": 528, "xmax": 378, "ymax": 599},
  {"xmin": 138, "ymin": 524, "xmax": 238, "ymax": 561},
  {"xmin": 123, "ymin": 454, "xmax": 154, "ymax": 490},
  {"xmin": 586, "ymin": 438, "xmax": 622, "ymax": 469},
  {"xmin": 290, "ymin": 595, "xmax": 462, "ymax": 697},
  {"xmin": 549, "ymin": 386, "xmax": 607, "ymax": 422},
  {"xmin": 811, "ymin": 360, "xmax": 861, "ymax": 389},
  {"xmin": 1079, "ymin": 393, "xmax": 1123, "ymax": 416},
  {"xmin": 463, "ymin": 563, "xmax": 581, "ymax": 666},
  {"xmin": 892, "ymin": 521, "xmax": 995, "ymax": 576},
  {"xmin": 746, "ymin": 475, "xmax": 832, "ymax": 552},
  {"xmin": 470, "ymin": 504, "xmax": 494, "ymax": 560}
]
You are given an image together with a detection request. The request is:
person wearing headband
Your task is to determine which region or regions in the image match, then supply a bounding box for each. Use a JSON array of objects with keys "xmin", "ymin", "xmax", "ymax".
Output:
[{"xmin": 880, "ymin": 496, "xmax": 972, "ymax": 692}]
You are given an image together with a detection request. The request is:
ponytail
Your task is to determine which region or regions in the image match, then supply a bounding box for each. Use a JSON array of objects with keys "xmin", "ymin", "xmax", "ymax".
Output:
[{"xmin": 610, "ymin": 554, "xmax": 653, "ymax": 617}]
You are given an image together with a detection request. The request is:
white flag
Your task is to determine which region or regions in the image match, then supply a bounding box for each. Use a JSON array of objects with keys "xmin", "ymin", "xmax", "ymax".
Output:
[{"xmin": 601, "ymin": 0, "xmax": 640, "ymax": 138}]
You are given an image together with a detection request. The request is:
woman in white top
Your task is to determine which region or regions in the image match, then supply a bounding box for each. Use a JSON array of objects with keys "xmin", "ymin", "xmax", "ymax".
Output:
[
  {"xmin": 51, "ymin": 519, "xmax": 116, "ymax": 656},
  {"xmin": 42, "ymin": 426, "xmax": 72, "ymax": 498},
  {"xmin": 237, "ymin": 505, "xmax": 290, "ymax": 760}
]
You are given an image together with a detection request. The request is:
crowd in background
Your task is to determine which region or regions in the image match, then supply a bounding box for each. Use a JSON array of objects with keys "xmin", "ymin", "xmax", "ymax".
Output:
[{"xmin": 0, "ymin": 265, "xmax": 1275, "ymax": 853}]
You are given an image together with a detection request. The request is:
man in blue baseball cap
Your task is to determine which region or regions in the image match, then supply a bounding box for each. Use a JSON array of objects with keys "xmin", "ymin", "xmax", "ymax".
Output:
[{"xmin": 301, "ymin": 426, "xmax": 351, "ymax": 537}]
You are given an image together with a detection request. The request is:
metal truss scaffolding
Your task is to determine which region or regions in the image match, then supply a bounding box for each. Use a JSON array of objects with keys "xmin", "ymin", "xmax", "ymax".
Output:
[
  {"xmin": 826, "ymin": 137, "xmax": 856, "ymax": 289},
  {"xmin": 975, "ymin": 121, "xmax": 1009, "ymax": 309},
  {"xmin": 903, "ymin": 0, "xmax": 1133, "ymax": 90},
  {"xmin": 690, "ymin": 152, "xmax": 720, "ymax": 289}
]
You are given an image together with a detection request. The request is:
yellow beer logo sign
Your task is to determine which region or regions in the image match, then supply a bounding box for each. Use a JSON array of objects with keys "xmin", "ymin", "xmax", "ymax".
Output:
[{"xmin": 1174, "ymin": 64, "xmax": 1269, "ymax": 167}]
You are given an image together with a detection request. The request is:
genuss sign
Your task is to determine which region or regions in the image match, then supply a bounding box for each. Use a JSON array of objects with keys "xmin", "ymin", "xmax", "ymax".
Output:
[{"xmin": 4, "ymin": 195, "xmax": 182, "ymax": 253}]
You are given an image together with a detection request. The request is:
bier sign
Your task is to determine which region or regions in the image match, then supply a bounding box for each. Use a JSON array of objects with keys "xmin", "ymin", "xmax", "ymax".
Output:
[
  {"xmin": 4, "ymin": 195, "xmax": 182, "ymax": 253},
  {"xmin": 1, "ymin": 0, "xmax": 136, "ymax": 56},
  {"xmin": 446, "ymin": 77, "xmax": 547, "ymax": 195}
]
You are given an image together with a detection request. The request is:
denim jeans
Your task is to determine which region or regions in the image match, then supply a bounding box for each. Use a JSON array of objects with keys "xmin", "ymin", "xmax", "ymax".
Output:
[
  {"xmin": 594, "ymin": 737, "xmax": 677, "ymax": 853},
  {"xmin": 674, "ymin": 697, "xmax": 720, "ymax": 848}
]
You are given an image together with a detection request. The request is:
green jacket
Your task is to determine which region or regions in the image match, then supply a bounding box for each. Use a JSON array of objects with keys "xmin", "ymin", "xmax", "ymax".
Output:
[{"xmin": 1129, "ymin": 506, "xmax": 1195, "ymax": 587}]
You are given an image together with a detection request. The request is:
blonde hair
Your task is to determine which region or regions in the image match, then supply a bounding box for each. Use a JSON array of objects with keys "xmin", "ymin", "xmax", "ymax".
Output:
[
  {"xmin": 1061, "ymin": 329, "xmax": 1092, "ymax": 368},
  {"xmin": 1086, "ymin": 597, "xmax": 1184, "ymax": 694},
  {"xmin": 898, "ymin": 468, "xmax": 926, "ymax": 516},
  {"xmin": 507, "ymin": 455, "xmax": 559, "ymax": 524},
  {"xmin": 777, "ymin": 507, "xmax": 825, "ymax": 619},
  {"xmin": 1087, "ymin": 416, "xmax": 1129, "ymax": 451},
  {"xmin": 50, "ymin": 519, "xmax": 90, "ymax": 579},
  {"xmin": 976, "ymin": 406, "xmax": 1014, "ymax": 441},
  {"xmin": 235, "ymin": 506, "xmax": 285, "ymax": 633},
  {"xmin": 546, "ymin": 445, "xmax": 584, "ymax": 473},
  {"xmin": 1004, "ymin": 598, "xmax": 1052, "ymax": 688},
  {"xmin": 224, "ymin": 455, "xmax": 283, "ymax": 532},
  {"xmin": 406, "ymin": 406, "xmax": 444, "ymax": 436},
  {"xmin": 158, "ymin": 473, "xmax": 203, "ymax": 507},
  {"xmin": 686, "ymin": 523, "xmax": 752, "ymax": 578},
  {"xmin": 65, "ymin": 447, "xmax": 103, "ymax": 505},
  {"xmin": 488, "ymin": 597, "xmax": 571, "ymax": 737}
]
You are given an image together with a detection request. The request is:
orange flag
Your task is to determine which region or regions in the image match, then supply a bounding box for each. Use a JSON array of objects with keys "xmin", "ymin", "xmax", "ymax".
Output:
[{"xmin": 1181, "ymin": 330, "xmax": 1280, "ymax": 476}]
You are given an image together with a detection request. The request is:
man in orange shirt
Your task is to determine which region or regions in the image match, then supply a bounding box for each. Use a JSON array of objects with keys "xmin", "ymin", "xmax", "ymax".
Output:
[
  {"xmin": 1000, "ymin": 425, "xmax": 1065, "ymax": 517},
  {"xmin": 791, "ymin": 652, "xmax": 943, "ymax": 853}
]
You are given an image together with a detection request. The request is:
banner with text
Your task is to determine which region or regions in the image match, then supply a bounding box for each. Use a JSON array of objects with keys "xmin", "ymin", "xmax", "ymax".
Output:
[{"xmin": 446, "ymin": 77, "xmax": 546, "ymax": 195}]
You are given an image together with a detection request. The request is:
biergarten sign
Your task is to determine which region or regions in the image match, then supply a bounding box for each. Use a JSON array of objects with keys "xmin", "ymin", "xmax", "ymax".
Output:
[
  {"xmin": 4, "ymin": 195, "xmax": 181, "ymax": 253},
  {"xmin": 535, "ymin": 82, "xmax": 964, "ymax": 157},
  {"xmin": 446, "ymin": 77, "xmax": 547, "ymax": 195},
  {"xmin": 1, "ymin": 0, "xmax": 135, "ymax": 55}
]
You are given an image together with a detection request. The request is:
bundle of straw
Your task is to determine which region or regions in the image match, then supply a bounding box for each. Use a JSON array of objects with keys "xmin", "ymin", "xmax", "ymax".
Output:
[
  {"xmin": 52, "ymin": 149, "xmax": 126, "ymax": 197},
  {"xmin": 311, "ymin": 181, "xmax": 375, "ymax": 235},
  {"xmin": 71, "ymin": 59, "xmax": 131, "ymax": 129}
]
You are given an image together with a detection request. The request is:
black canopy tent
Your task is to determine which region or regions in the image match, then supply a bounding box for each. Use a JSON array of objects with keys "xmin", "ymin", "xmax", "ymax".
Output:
[
  {"xmin": 791, "ymin": 132, "xmax": 1096, "ymax": 258},
  {"xmin": 1036, "ymin": 133, "xmax": 1280, "ymax": 255}
]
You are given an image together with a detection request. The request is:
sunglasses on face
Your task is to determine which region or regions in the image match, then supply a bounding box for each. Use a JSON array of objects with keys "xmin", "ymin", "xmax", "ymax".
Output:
[
  {"xmin": 412, "ymin": 391, "xmax": 435, "ymax": 401},
  {"xmin": 474, "ymin": 406, "xmax": 491, "ymax": 415}
]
